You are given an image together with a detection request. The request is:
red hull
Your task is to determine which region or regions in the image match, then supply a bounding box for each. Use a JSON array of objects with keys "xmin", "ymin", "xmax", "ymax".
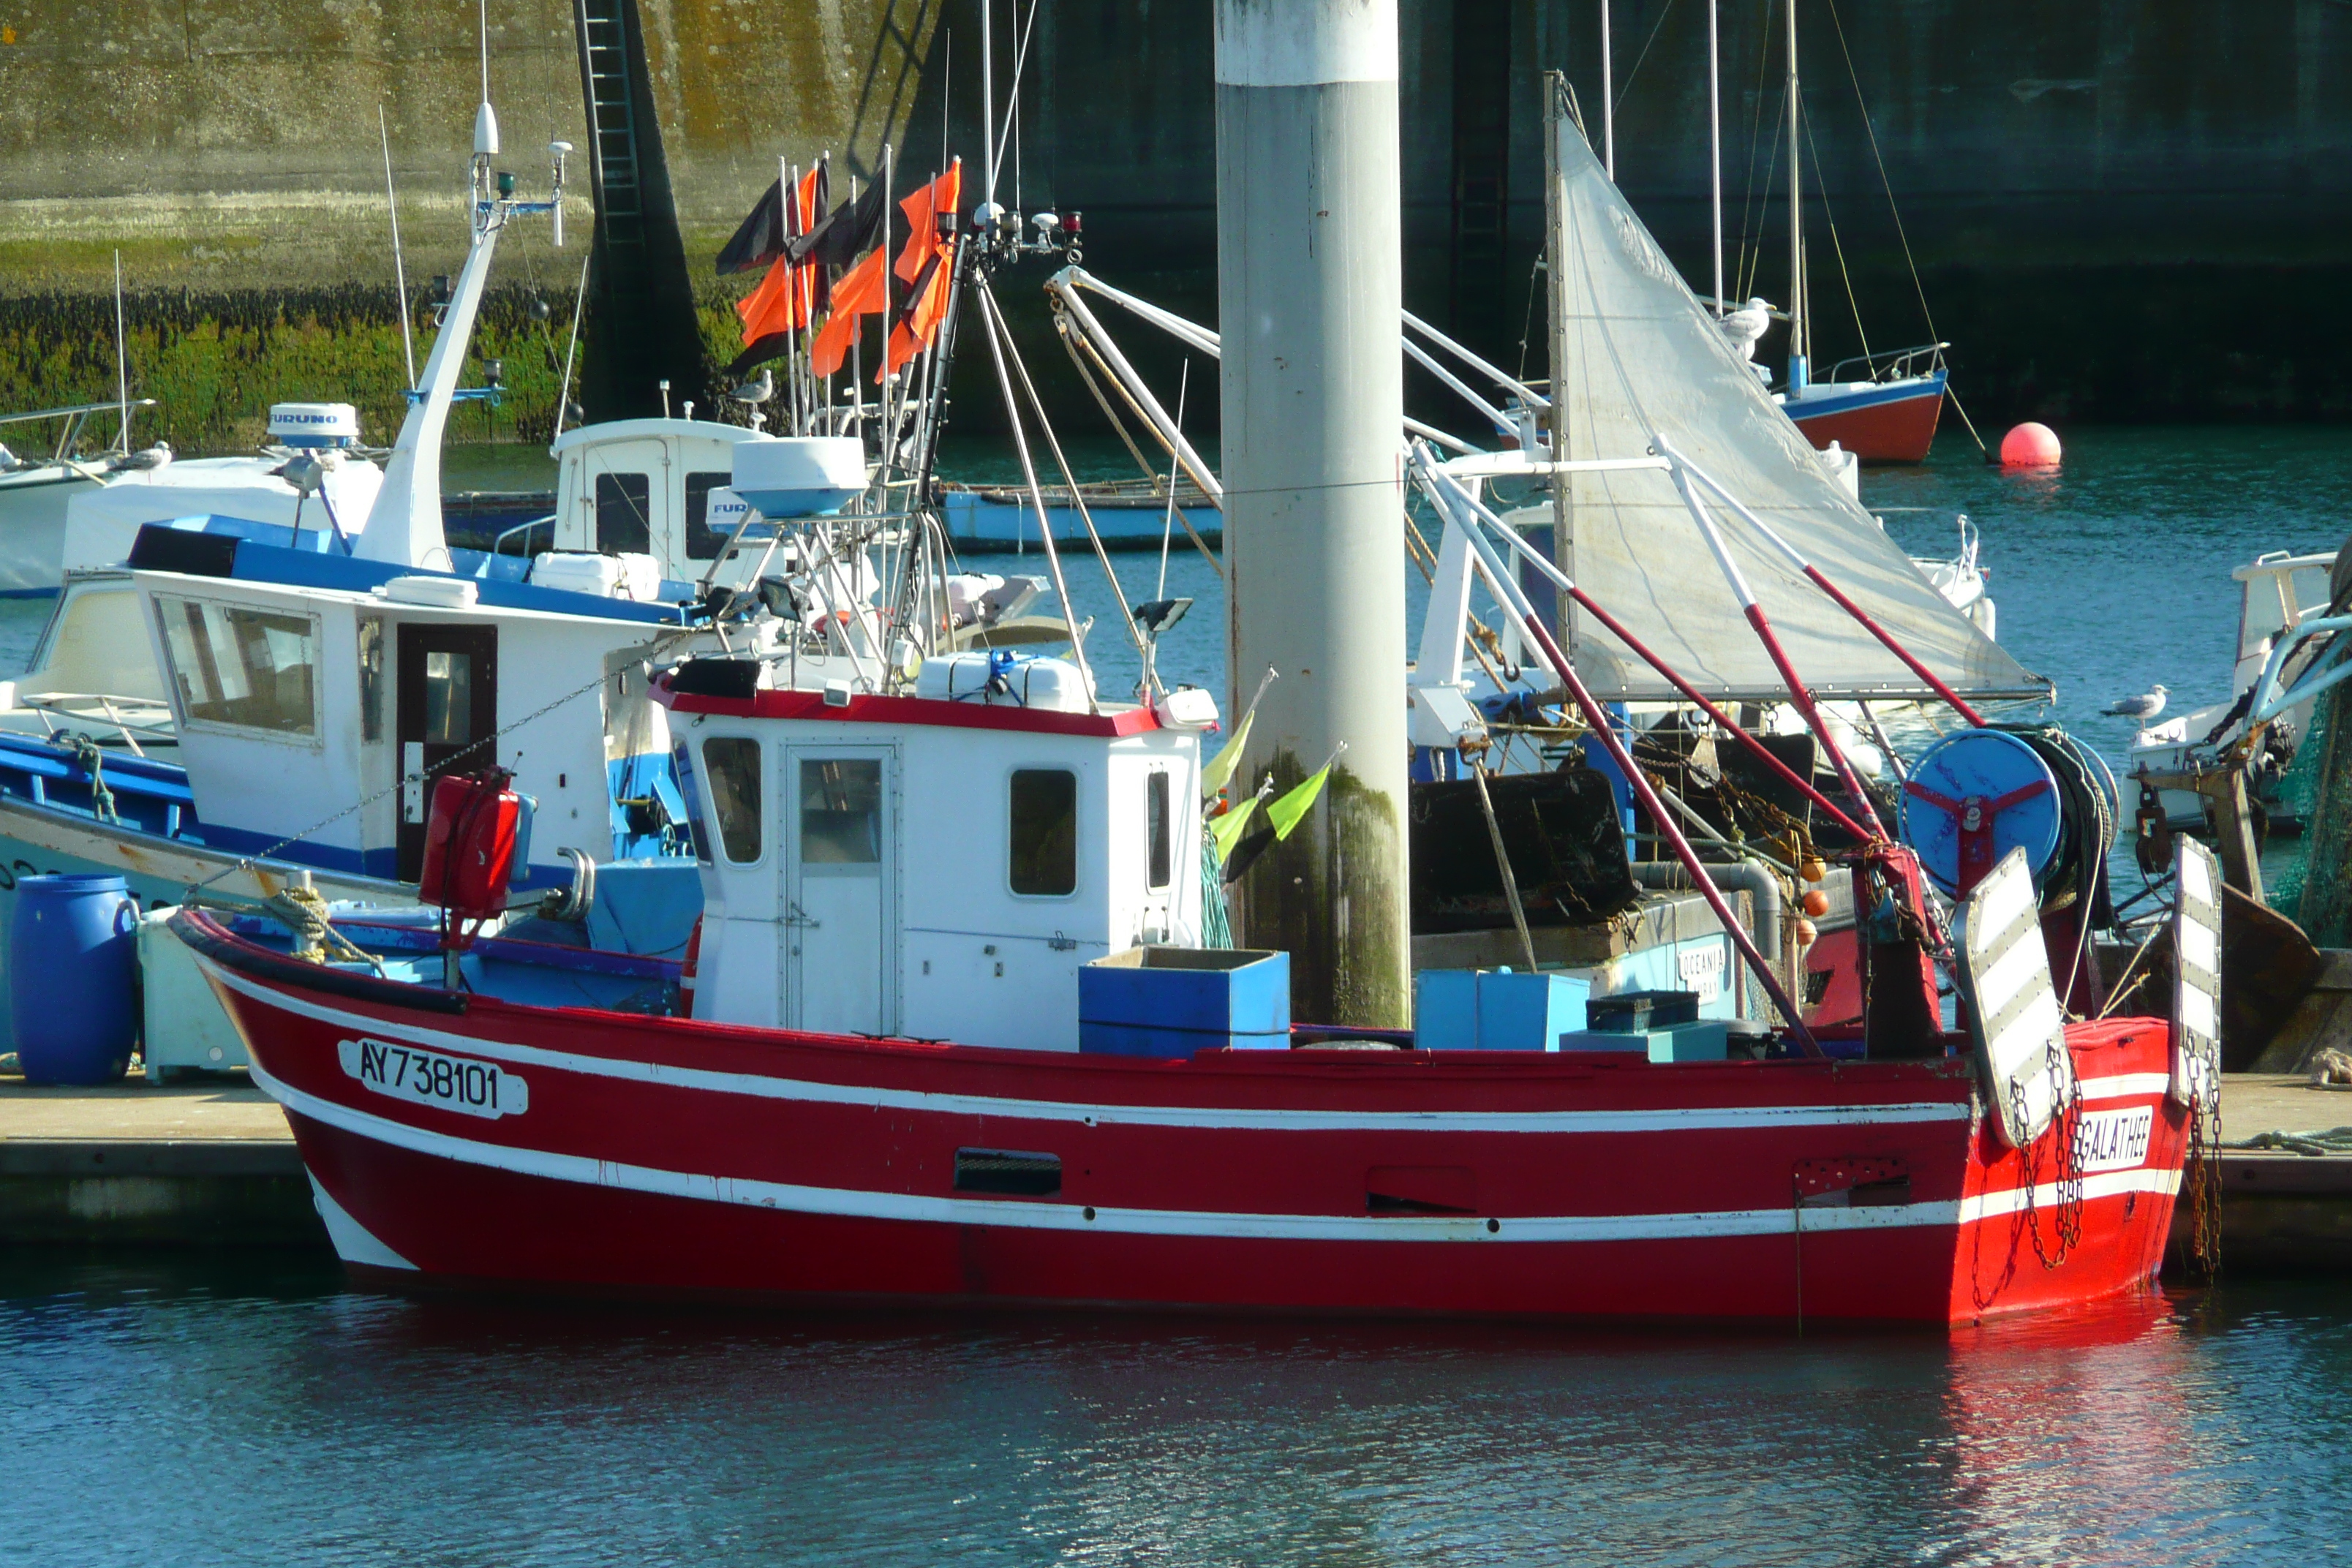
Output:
[
  {"xmin": 189, "ymin": 919, "xmax": 2185, "ymax": 1326},
  {"xmin": 1790, "ymin": 387, "xmax": 1945, "ymax": 464}
]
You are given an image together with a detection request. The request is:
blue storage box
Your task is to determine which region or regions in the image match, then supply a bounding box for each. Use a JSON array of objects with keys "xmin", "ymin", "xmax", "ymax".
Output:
[
  {"xmin": 1414, "ymin": 968, "xmax": 1592, "ymax": 1050},
  {"xmin": 1081, "ymin": 947, "xmax": 1291, "ymax": 1057},
  {"xmin": 1412, "ymin": 970, "xmax": 1481, "ymax": 1050},
  {"xmin": 1556, "ymin": 1028, "xmax": 1662, "ymax": 1056},
  {"xmin": 1649, "ymin": 1020, "xmax": 1730, "ymax": 1063}
]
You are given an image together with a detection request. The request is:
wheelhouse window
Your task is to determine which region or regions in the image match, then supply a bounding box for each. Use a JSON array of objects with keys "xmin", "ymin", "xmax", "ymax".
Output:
[
  {"xmin": 684, "ymin": 471, "xmax": 738, "ymax": 559},
  {"xmin": 1009, "ymin": 768, "xmax": 1077, "ymax": 897},
  {"xmin": 156, "ymin": 597, "xmax": 320, "ymax": 737},
  {"xmin": 701, "ymin": 737, "xmax": 763, "ymax": 863},
  {"xmin": 800, "ymin": 759, "xmax": 882, "ymax": 863},
  {"xmin": 1147, "ymin": 770, "xmax": 1172, "ymax": 891},
  {"xmin": 595, "ymin": 472, "xmax": 652, "ymax": 554}
]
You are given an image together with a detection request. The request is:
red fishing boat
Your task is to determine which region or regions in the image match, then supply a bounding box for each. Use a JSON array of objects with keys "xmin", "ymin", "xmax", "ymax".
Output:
[
  {"xmin": 176, "ymin": 66, "xmax": 2209, "ymax": 1331},
  {"xmin": 174, "ymin": 663, "xmax": 2212, "ymax": 1326}
]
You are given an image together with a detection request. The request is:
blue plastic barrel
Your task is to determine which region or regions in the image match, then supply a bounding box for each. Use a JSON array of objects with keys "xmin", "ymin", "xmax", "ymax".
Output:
[{"xmin": 12, "ymin": 874, "xmax": 138, "ymax": 1085}]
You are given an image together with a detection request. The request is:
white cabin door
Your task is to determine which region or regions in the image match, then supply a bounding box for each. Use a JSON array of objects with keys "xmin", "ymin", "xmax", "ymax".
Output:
[{"xmin": 780, "ymin": 747, "xmax": 896, "ymax": 1036}]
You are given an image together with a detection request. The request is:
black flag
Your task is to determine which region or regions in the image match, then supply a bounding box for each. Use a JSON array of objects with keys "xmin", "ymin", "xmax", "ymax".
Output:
[
  {"xmin": 788, "ymin": 178, "xmax": 888, "ymax": 269},
  {"xmin": 728, "ymin": 333, "xmax": 794, "ymax": 380},
  {"xmin": 716, "ymin": 178, "xmax": 788, "ymax": 276}
]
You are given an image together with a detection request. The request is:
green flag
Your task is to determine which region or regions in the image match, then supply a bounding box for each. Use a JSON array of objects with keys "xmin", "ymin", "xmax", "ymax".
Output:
[
  {"xmin": 1200, "ymin": 706, "xmax": 1254, "ymax": 799},
  {"xmin": 1209, "ymin": 795, "xmax": 1262, "ymax": 862},
  {"xmin": 1265, "ymin": 742, "xmax": 1346, "ymax": 842},
  {"xmin": 1264, "ymin": 768, "xmax": 1327, "ymax": 842},
  {"xmin": 1202, "ymin": 667, "xmax": 1278, "ymax": 801}
]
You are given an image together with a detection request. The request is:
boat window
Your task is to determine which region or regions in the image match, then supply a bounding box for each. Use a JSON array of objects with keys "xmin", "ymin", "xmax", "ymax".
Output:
[
  {"xmin": 595, "ymin": 472, "xmax": 652, "ymax": 554},
  {"xmin": 683, "ymin": 471, "xmax": 736, "ymax": 559},
  {"xmin": 356, "ymin": 614, "xmax": 384, "ymax": 742},
  {"xmin": 421, "ymin": 650, "xmax": 473, "ymax": 745},
  {"xmin": 701, "ymin": 738, "xmax": 763, "ymax": 862},
  {"xmin": 1147, "ymin": 770, "xmax": 1171, "ymax": 890},
  {"xmin": 801, "ymin": 758, "xmax": 882, "ymax": 864},
  {"xmin": 1009, "ymin": 768, "xmax": 1077, "ymax": 897},
  {"xmin": 155, "ymin": 596, "xmax": 319, "ymax": 737}
]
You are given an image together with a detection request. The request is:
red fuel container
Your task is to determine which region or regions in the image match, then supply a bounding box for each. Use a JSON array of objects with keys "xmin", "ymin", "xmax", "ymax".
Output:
[{"xmin": 421, "ymin": 770, "xmax": 521, "ymax": 935}]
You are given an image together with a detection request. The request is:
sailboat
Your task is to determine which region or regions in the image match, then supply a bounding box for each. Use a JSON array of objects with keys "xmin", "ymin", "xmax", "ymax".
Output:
[{"xmin": 1752, "ymin": 0, "xmax": 1949, "ymax": 464}]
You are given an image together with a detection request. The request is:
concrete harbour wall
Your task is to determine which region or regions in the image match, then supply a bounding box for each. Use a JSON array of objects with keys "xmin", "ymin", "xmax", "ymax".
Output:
[{"xmin": 1, "ymin": 0, "xmax": 2348, "ymax": 431}]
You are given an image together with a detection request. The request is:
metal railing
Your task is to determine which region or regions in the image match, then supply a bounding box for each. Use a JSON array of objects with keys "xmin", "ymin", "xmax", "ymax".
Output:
[{"xmin": 1824, "ymin": 342, "xmax": 1948, "ymax": 385}]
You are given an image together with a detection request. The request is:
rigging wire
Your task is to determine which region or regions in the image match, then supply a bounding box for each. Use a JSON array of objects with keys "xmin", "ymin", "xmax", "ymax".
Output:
[
  {"xmin": 1613, "ymin": 0, "xmax": 1681, "ymax": 115},
  {"xmin": 1731, "ymin": 0, "xmax": 1783, "ymax": 303},
  {"xmin": 1798, "ymin": 99, "xmax": 1872, "ymax": 372},
  {"xmin": 1820, "ymin": 0, "xmax": 1937, "ymax": 343}
]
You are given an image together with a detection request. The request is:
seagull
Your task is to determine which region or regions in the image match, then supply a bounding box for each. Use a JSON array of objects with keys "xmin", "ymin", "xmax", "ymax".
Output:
[
  {"xmin": 111, "ymin": 441, "xmax": 172, "ymax": 472},
  {"xmin": 2102, "ymin": 683, "xmax": 2168, "ymax": 720},
  {"xmin": 1716, "ymin": 297, "xmax": 1778, "ymax": 362},
  {"xmin": 727, "ymin": 369, "xmax": 774, "ymax": 406}
]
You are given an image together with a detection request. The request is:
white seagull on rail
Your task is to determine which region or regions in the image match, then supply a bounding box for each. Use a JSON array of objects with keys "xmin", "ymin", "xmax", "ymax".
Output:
[{"xmin": 2101, "ymin": 683, "xmax": 2168, "ymax": 720}]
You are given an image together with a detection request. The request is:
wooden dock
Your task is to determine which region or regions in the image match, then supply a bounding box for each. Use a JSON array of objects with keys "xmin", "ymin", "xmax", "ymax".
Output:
[{"xmin": 1, "ymin": 1068, "xmax": 2346, "ymax": 1270}]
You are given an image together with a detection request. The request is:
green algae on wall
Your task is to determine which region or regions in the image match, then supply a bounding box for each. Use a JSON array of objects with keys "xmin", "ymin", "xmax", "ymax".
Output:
[{"xmin": 0, "ymin": 285, "xmax": 752, "ymax": 456}]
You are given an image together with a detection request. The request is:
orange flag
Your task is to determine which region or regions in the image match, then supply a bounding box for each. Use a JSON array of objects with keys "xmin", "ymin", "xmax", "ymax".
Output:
[
  {"xmin": 894, "ymin": 160, "xmax": 962, "ymax": 285},
  {"xmin": 734, "ymin": 167, "xmax": 824, "ymax": 342},
  {"xmin": 883, "ymin": 242, "xmax": 956, "ymax": 377},
  {"xmin": 809, "ymin": 245, "xmax": 889, "ymax": 377},
  {"xmin": 736, "ymin": 254, "xmax": 798, "ymax": 339}
]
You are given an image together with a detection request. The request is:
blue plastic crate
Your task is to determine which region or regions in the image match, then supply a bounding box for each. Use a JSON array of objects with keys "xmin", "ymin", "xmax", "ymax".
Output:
[
  {"xmin": 1414, "ymin": 968, "xmax": 1592, "ymax": 1050},
  {"xmin": 1081, "ymin": 947, "xmax": 1291, "ymax": 1057}
]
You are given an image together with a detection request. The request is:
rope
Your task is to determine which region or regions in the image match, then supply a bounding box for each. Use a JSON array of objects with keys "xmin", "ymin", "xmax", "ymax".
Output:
[
  {"xmin": 1199, "ymin": 828, "xmax": 1234, "ymax": 949},
  {"xmin": 186, "ymin": 629, "xmax": 696, "ymax": 896},
  {"xmin": 2226, "ymin": 1125, "xmax": 2352, "ymax": 1156},
  {"xmin": 59, "ymin": 732, "xmax": 117, "ymax": 824}
]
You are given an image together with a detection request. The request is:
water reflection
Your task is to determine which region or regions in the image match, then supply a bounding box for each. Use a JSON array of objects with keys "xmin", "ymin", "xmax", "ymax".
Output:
[{"xmin": 3, "ymin": 1259, "xmax": 2348, "ymax": 1565}]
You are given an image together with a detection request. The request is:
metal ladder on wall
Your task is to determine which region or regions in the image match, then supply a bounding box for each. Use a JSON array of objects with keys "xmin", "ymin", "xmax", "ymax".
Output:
[
  {"xmin": 575, "ymin": 0, "xmax": 647, "ymax": 287},
  {"xmin": 1449, "ymin": 0, "xmax": 1513, "ymax": 344}
]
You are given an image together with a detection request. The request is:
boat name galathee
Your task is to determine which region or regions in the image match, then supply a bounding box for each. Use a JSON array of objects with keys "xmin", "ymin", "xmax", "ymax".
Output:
[
  {"xmin": 338, "ymin": 1037, "xmax": 529, "ymax": 1120},
  {"xmin": 2072, "ymin": 1104, "xmax": 2153, "ymax": 1173}
]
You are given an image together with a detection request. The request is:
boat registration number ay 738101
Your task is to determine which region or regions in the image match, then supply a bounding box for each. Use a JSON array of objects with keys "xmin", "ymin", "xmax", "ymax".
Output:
[{"xmin": 338, "ymin": 1037, "xmax": 529, "ymax": 1120}]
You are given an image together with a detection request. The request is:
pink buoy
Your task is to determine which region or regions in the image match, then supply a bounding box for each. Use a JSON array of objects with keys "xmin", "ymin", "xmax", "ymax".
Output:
[{"xmin": 1999, "ymin": 421, "xmax": 2062, "ymax": 467}]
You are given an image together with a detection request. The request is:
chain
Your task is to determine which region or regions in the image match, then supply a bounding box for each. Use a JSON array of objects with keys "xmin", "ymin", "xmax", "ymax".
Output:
[
  {"xmin": 187, "ymin": 630, "xmax": 696, "ymax": 896},
  {"xmin": 2012, "ymin": 1061, "xmax": 2087, "ymax": 1272},
  {"xmin": 2182, "ymin": 1091, "xmax": 2225, "ymax": 1280}
]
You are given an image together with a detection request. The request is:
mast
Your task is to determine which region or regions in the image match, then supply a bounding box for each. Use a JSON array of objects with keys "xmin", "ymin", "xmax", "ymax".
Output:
[
  {"xmin": 1786, "ymin": 0, "xmax": 1806, "ymax": 391},
  {"xmin": 1216, "ymin": 0, "xmax": 1410, "ymax": 1028},
  {"xmin": 1708, "ymin": 0, "xmax": 1722, "ymax": 315},
  {"xmin": 1599, "ymin": 0, "xmax": 1615, "ymax": 179},
  {"xmin": 981, "ymin": 0, "xmax": 997, "ymax": 201}
]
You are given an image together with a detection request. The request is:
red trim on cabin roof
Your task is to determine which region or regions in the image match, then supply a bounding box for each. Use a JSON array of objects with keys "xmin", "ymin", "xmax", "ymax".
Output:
[{"xmin": 658, "ymin": 679, "xmax": 1161, "ymax": 738}]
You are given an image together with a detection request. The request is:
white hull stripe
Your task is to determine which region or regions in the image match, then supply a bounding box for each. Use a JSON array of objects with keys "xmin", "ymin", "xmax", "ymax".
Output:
[
  {"xmin": 2079, "ymin": 1073, "xmax": 2171, "ymax": 1102},
  {"xmin": 210, "ymin": 963, "xmax": 1975, "ymax": 1137},
  {"xmin": 249, "ymin": 1055, "xmax": 2182, "ymax": 1249}
]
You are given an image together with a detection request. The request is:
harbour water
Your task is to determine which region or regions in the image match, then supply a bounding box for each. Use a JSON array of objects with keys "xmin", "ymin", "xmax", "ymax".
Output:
[
  {"xmin": 3, "ymin": 427, "xmax": 2351, "ymax": 1561},
  {"xmin": 1, "ymin": 1256, "xmax": 2348, "ymax": 1564}
]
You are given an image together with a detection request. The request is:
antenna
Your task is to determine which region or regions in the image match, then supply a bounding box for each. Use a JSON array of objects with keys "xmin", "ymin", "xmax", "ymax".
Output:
[
  {"xmin": 478, "ymin": 0, "xmax": 490, "ymax": 105},
  {"xmin": 553, "ymin": 252, "xmax": 589, "ymax": 441},
  {"xmin": 112, "ymin": 251, "xmax": 130, "ymax": 455},
  {"xmin": 381, "ymin": 105, "xmax": 418, "ymax": 389}
]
